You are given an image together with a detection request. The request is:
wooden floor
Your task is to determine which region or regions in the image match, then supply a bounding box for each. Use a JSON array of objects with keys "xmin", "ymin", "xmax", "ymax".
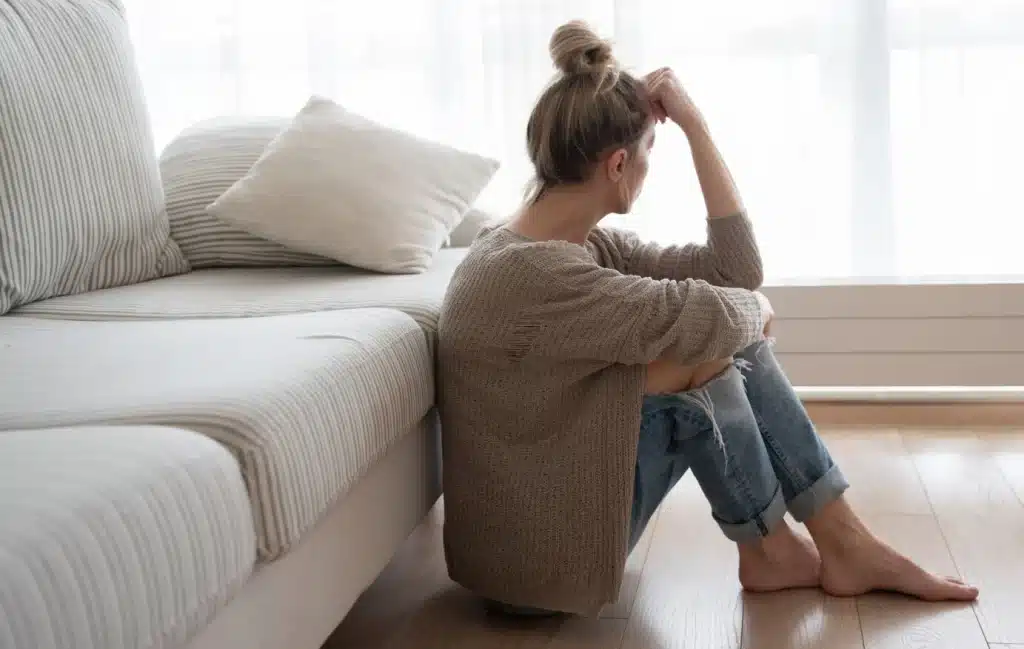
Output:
[{"xmin": 325, "ymin": 427, "xmax": 1024, "ymax": 649}]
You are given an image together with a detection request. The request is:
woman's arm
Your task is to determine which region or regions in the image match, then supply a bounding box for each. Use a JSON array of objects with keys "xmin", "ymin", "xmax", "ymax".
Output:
[
  {"xmin": 608, "ymin": 68, "xmax": 762, "ymax": 288},
  {"xmin": 593, "ymin": 215, "xmax": 762, "ymax": 289},
  {"xmin": 686, "ymin": 121, "xmax": 745, "ymax": 220},
  {"xmin": 647, "ymin": 67, "xmax": 746, "ymax": 220},
  {"xmin": 515, "ymin": 255, "xmax": 767, "ymax": 367}
]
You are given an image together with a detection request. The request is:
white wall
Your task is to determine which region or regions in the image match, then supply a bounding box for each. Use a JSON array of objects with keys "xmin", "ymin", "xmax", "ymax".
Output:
[{"xmin": 763, "ymin": 281, "xmax": 1024, "ymax": 387}]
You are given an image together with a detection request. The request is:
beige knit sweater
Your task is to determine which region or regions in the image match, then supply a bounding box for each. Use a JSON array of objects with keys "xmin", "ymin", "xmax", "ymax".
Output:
[{"xmin": 437, "ymin": 213, "xmax": 766, "ymax": 615}]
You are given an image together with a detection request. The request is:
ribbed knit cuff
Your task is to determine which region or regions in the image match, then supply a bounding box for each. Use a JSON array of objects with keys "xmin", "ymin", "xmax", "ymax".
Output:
[{"xmin": 715, "ymin": 285, "xmax": 766, "ymax": 351}]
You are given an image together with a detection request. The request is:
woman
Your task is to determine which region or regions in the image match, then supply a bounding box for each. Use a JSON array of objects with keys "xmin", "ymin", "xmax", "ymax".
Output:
[{"xmin": 437, "ymin": 20, "xmax": 978, "ymax": 616}]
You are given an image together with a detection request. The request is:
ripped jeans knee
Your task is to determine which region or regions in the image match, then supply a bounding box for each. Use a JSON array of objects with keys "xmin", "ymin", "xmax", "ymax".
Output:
[
  {"xmin": 675, "ymin": 337, "xmax": 777, "ymax": 454},
  {"xmin": 736, "ymin": 335, "xmax": 777, "ymax": 367}
]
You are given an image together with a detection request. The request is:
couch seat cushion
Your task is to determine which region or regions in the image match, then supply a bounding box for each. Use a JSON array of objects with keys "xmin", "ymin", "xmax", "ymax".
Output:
[
  {"xmin": 13, "ymin": 249, "xmax": 466, "ymax": 334},
  {"xmin": 0, "ymin": 310, "xmax": 432, "ymax": 559},
  {"xmin": 0, "ymin": 425, "xmax": 255, "ymax": 649}
]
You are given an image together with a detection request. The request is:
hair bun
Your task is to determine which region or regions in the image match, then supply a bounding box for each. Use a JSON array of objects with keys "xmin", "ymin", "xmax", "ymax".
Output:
[{"xmin": 549, "ymin": 20, "xmax": 616, "ymax": 77}]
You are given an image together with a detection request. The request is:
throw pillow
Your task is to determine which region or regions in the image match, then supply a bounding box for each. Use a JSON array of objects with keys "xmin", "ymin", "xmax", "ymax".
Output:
[
  {"xmin": 448, "ymin": 207, "xmax": 500, "ymax": 248},
  {"xmin": 161, "ymin": 117, "xmax": 336, "ymax": 268},
  {"xmin": 0, "ymin": 0, "xmax": 189, "ymax": 314},
  {"xmin": 207, "ymin": 96, "xmax": 499, "ymax": 273}
]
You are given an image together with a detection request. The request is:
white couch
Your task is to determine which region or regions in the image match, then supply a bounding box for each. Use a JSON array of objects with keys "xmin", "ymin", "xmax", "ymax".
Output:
[
  {"xmin": 0, "ymin": 2, "xmax": 486, "ymax": 648},
  {"xmin": 0, "ymin": 148, "xmax": 476, "ymax": 649},
  {"xmin": 0, "ymin": 227, "xmax": 481, "ymax": 649}
]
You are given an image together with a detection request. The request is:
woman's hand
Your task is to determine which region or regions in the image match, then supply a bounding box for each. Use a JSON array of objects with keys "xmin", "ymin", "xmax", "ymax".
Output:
[
  {"xmin": 644, "ymin": 67, "xmax": 704, "ymax": 133},
  {"xmin": 644, "ymin": 66, "xmax": 751, "ymax": 224}
]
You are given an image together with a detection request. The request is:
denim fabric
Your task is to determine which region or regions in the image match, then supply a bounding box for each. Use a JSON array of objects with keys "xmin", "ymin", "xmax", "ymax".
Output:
[
  {"xmin": 488, "ymin": 339, "xmax": 848, "ymax": 616},
  {"xmin": 629, "ymin": 339, "xmax": 848, "ymax": 548}
]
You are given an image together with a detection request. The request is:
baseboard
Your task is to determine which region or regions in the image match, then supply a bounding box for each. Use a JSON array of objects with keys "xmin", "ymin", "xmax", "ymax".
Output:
[
  {"xmin": 796, "ymin": 386, "xmax": 1024, "ymax": 401},
  {"xmin": 804, "ymin": 400, "xmax": 1024, "ymax": 428}
]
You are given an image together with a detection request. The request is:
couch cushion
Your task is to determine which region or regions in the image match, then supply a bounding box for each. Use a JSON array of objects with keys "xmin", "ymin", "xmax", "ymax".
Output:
[
  {"xmin": 0, "ymin": 425, "xmax": 255, "ymax": 649},
  {"xmin": 0, "ymin": 0, "xmax": 189, "ymax": 315},
  {"xmin": 161, "ymin": 116, "xmax": 493, "ymax": 268},
  {"xmin": 206, "ymin": 96, "xmax": 498, "ymax": 274},
  {"xmin": 13, "ymin": 248, "xmax": 466, "ymax": 333},
  {"xmin": 0, "ymin": 310, "xmax": 433, "ymax": 559},
  {"xmin": 161, "ymin": 117, "xmax": 336, "ymax": 268}
]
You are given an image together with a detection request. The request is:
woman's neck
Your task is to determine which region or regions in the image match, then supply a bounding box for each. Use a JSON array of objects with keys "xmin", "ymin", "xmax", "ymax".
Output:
[{"xmin": 510, "ymin": 185, "xmax": 608, "ymax": 244}]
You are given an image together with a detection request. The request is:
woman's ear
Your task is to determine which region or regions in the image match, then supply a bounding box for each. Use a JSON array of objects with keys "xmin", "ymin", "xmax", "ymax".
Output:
[{"xmin": 607, "ymin": 148, "xmax": 628, "ymax": 182}]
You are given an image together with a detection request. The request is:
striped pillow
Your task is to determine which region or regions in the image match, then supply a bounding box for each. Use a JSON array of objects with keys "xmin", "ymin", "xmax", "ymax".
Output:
[
  {"xmin": 161, "ymin": 118, "xmax": 337, "ymax": 268},
  {"xmin": 0, "ymin": 0, "xmax": 189, "ymax": 315}
]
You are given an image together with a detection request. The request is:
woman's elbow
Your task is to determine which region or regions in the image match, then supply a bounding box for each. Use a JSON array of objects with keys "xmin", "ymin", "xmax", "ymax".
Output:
[
  {"xmin": 739, "ymin": 265, "xmax": 764, "ymax": 291},
  {"xmin": 718, "ymin": 264, "xmax": 764, "ymax": 291}
]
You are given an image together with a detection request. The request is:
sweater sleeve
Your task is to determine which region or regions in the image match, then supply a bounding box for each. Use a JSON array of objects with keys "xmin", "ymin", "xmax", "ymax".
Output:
[
  {"xmin": 517, "ymin": 251, "xmax": 765, "ymax": 366},
  {"xmin": 590, "ymin": 213, "xmax": 764, "ymax": 290}
]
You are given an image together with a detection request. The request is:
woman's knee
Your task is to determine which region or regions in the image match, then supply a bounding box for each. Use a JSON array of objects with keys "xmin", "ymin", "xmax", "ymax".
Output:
[
  {"xmin": 645, "ymin": 353, "xmax": 752, "ymax": 395},
  {"xmin": 686, "ymin": 357, "xmax": 734, "ymax": 390},
  {"xmin": 645, "ymin": 359, "xmax": 697, "ymax": 394}
]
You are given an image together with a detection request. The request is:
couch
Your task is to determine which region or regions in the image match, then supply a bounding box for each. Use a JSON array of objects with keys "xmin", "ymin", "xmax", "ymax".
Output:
[{"xmin": 0, "ymin": 2, "xmax": 486, "ymax": 648}]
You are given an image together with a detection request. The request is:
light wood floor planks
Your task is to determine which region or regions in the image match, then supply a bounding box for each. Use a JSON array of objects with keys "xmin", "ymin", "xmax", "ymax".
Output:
[{"xmin": 325, "ymin": 427, "xmax": 1024, "ymax": 649}]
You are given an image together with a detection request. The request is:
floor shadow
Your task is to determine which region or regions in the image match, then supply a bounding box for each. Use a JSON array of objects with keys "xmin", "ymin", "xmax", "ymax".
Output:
[{"xmin": 378, "ymin": 585, "xmax": 669, "ymax": 649}]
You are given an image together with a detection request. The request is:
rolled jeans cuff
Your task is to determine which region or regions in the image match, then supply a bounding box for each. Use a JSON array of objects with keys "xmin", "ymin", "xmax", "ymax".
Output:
[
  {"xmin": 787, "ymin": 464, "xmax": 849, "ymax": 522},
  {"xmin": 716, "ymin": 484, "xmax": 787, "ymax": 543}
]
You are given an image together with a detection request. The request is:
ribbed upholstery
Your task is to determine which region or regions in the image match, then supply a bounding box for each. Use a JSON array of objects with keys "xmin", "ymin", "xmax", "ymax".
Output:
[
  {"xmin": 13, "ymin": 249, "xmax": 466, "ymax": 334},
  {"xmin": 0, "ymin": 0, "xmax": 188, "ymax": 315},
  {"xmin": 0, "ymin": 310, "xmax": 433, "ymax": 560},
  {"xmin": 159, "ymin": 118, "xmax": 336, "ymax": 268},
  {"xmin": 0, "ymin": 425, "xmax": 256, "ymax": 649}
]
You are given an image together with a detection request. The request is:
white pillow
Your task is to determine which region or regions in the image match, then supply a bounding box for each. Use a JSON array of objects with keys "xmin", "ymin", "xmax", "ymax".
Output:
[
  {"xmin": 448, "ymin": 207, "xmax": 500, "ymax": 247},
  {"xmin": 207, "ymin": 96, "xmax": 499, "ymax": 273},
  {"xmin": 161, "ymin": 117, "xmax": 336, "ymax": 268}
]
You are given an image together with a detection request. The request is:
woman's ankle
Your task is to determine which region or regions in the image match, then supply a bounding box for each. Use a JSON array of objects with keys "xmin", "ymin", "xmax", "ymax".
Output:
[
  {"xmin": 737, "ymin": 522, "xmax": 822, "ymax": 591},
  {"xmin": 804, "ymin": 497, "xmax": 872, "ymax": 551},
  {"xmin": 741, "ymin": 520, "xmax": 809, "ymax": 556}
]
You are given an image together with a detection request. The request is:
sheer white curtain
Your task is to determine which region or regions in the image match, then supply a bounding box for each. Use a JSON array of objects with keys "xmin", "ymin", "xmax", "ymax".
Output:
[{"xmin": 125, "ymin": 0, "xmax": 1024, "ymax": 281}]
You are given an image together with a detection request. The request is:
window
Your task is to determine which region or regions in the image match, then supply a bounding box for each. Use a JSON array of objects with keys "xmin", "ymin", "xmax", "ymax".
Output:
[
  {"xmin": 125, "ymin": 0, "xmax": 1024, "ymax": 283},
  {"xmin": 124, "ymin": 0, "xmax": 1024, "ymax": 386}
]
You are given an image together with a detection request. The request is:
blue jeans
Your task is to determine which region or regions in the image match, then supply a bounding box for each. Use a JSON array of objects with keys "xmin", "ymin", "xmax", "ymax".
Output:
[
  {"xmin": 487, "ymin": 339, "xmax": 848, "ymax": 616},
  {"xmin": 629, "ymin": 338, "xmax": 848, "ymax": 548}
]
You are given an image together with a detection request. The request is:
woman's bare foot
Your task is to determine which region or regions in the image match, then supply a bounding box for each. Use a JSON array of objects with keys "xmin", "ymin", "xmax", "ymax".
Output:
[
  {"xmin": 738, "ymin": 521, "xmax": 821, "ymax": 592},
  {"xmin": 807, "ymin": 498, "xmax": 978, "ymax": 601},
  {"xmin": 818, "ymin": 531, "xmax": 978, "ymax": 600}
]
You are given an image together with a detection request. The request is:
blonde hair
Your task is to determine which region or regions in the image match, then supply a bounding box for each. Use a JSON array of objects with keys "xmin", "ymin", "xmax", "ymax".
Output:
[{"xmin": 525, "ymin": 20, "xmax": 649, "ymax": 203}]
